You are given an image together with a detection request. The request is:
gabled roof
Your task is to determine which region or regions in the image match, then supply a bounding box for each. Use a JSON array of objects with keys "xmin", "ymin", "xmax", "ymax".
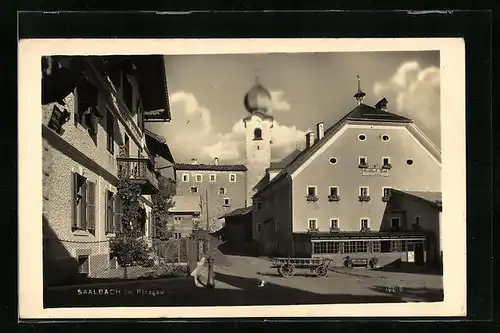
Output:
[
  {"xmin": 221, "ymin": 206, "xmax": 253, "ymax": 218},
  {"xmin": 270, "ymin": 149, "xmax": 302, "ymax": 169},
  {"xmin": 253, "ymin": 149, "xmax": 303, "ymax": 192},
  {"xmin": 392, "ymin": 189, "xmax": 442, "ymax": 207},
  {"xmin": 144, "ymin": 128, "xmax": 175, "ymax": 163},
  {"xmin": 174, "ymin": 163, "xmax": 247, "ymax": 172},
  {"xmin": 254, "ymin": 103, "xmax": 430, "ymax": 196},
  {"xmin": 168, "ymin": 195, "xmax": 202, "ymax": 213},
  {"xmin": 345, "ymin": 103, "xmax": 412, "ymax": 123},
  {"xmin": 133, "ymin": 56, "xmax": 171, "ymax": 122}
]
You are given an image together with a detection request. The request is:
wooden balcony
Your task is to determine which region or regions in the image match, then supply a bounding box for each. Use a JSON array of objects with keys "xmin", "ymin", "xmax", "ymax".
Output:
[{"xmin": 117, "ymin": 157, "xmax": 159, "ymax": 194}]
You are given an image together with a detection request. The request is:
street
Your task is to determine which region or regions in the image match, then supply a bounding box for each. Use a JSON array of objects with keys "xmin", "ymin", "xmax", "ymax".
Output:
[{"xmin": 44, "ymin": 253, "xmax": 443, "ymax": 308}]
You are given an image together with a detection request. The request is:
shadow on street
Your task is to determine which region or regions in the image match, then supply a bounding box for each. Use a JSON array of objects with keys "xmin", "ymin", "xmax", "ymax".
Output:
[
  {"xmin": 44, "ymin": 272, "xmax": 409, "ymax": 308},
  {"xmin": 373, "ymin": 260, "xmax": 442, "ymax": 276}
]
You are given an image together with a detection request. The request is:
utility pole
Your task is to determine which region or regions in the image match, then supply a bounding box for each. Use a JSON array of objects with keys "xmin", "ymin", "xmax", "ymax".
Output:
[{"xmin": 205, "ymin": 188, "xmax": 209, "ymax": 231}]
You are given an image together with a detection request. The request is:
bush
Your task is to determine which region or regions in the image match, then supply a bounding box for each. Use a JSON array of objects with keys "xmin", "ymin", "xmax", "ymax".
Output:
[
  {"xmin": 146, "ymin": 263, "xmax": 189, "ymax": 279},
  {"xmin": 110, "ymin": 234, "xmax": 149, "ymax": 267}
]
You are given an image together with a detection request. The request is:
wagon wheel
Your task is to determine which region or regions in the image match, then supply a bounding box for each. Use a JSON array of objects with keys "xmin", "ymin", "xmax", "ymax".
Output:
[
  {"xmin": 315, "ymin": 265, "xmax": 328, "ymax": 277},
  {"xmin": 280, "ymin": 263, "xmax": 295, "ymax": 277}
]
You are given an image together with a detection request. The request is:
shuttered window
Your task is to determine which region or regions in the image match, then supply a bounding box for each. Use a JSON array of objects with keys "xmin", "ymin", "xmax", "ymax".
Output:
[
  {"xmin": 86, "ymin": 181, "xmax": 96, "ymax": 234},
  {"xmin": 105, "ymin": 190, "xmax": 114, "ymax": 234},
  {"xmin": 71, "ymin": 172, "xmax": 96, "ymax": 233},
  {"xmin": 114, "ymin": 195, "xmax": 123, "ymax": 233},
  {"xmin": 107, "ymin": 109, "xmax": 115, "ymax": 154}
]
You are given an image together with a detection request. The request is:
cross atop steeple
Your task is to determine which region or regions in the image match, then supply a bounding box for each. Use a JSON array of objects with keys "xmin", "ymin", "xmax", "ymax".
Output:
[
  {"xmin": 354, "ymin": 75, "xmax": 366, "ymax": 106},
  {"xmin": 255, "ymin": 68, "xmax": 261, "ymax": 84}
]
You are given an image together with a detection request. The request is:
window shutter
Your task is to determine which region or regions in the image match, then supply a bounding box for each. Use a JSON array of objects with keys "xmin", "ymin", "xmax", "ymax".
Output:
[
  {"xmin": 89, "ymin": 113, "xmax": 99, "ymax": 136},
  {"xmin": 80, "ymin": 180, "xmax": 87, "ymax": 230},
  {"xmin": 87, "ymin": 181, "xmax": 96, "ymax": 231},
  {"xmin": 71, "ymin": 172, "xmax": 78, "ymax": 229},
  {"xmin": 114, "ymin": 195, "xmax": 122, "ymax": 233},
  {"xmin": 151, "ymin": 213, "xmax": 155, "ymax": 239},
  {"xmin": 105, "ymin": 192, "xmax": 113, "ymax": 233},
  {"xmin": 74, "ymin": 88, "xmax": 81, "ymax": 125}
]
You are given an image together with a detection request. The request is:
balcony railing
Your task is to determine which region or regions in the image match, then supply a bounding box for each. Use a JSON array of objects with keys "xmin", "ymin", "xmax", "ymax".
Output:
[{"xmin": 117, "ymin": 157, "xmax": 159, "ymax": 194}]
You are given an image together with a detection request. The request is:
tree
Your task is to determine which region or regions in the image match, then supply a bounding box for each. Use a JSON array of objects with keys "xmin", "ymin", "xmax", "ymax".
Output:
[
  {"xmin": 152, "ymin": 175, "xmax": 176, "ymax": 242},
  {"xmin": 110, "ymin": 178, "xmax": 149, "ymax": 267}
]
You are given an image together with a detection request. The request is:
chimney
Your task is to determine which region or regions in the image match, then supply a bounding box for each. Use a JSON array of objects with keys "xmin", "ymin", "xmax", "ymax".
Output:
[
  {"xmin": 316, "ymin": 122, "xmax": 324, "ymax": 141},
  {"xmin": 191, "ymin": 158, "xmax": 198, "ymax": 165},
  {"xmin": 305, "ymin": 132, "xmax": 315, "ymax": 149},
  {"xmin": 214, "ymin": 157, "xmax": 219, "ymax": 165},
  {"xmin": 375, "ymin": 98, "xmax": 388, "ymax": 111}
]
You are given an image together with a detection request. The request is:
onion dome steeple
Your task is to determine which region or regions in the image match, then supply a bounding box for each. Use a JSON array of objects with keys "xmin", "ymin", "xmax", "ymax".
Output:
[{"xmin": 244, "ymin": 69, "xmax": 272, "ymax": 113}]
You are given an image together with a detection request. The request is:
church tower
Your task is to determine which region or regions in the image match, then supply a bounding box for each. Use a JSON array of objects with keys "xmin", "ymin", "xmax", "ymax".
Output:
[{"xmin": 243, "ymin": 73, "xmax": 274, "ymax": 206}]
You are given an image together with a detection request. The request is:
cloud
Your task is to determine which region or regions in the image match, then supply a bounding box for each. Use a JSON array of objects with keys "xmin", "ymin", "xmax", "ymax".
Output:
[
  {"xmin": 373, "ymin": 61, "xmax": 441, "ymax": 145},
  {"xmin": 169, "ymin": 91, "xmax": 213, "ymax": 136},
  {"xmin": 164, "ymin": 91, "xmax": 307, "ymax": 164},
  {"xmin": 269, "ymin": 90, "xmax": 291, "ymax": 112}
]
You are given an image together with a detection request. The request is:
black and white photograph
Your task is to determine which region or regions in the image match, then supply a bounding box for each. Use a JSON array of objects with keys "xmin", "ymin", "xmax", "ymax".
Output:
[{"xmin": 19, "ymin": 38, "xmax": 466, "ymax": 319}]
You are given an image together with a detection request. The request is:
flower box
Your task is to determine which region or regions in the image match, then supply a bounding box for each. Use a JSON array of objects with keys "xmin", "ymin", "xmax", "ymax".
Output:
[
  {"xmin": 382, "ymin": 195, "xmax": 391, "ymax": 202},
  {"xmin": 328, "ymin": 195, "xmax": 340, "ymax": 202},
  {"xmin": 358, "ymin": 195, "xmax": 371, "ymax": 202},
  {"xmin": 306, "ymin": 195, "xmax": 319, "ymax": 202}
]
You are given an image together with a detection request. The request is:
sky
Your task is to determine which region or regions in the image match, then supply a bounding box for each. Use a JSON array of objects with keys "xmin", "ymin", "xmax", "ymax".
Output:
[{"xmin": 147, "ymin": 51, "xmax": 440, "ymax": 165}]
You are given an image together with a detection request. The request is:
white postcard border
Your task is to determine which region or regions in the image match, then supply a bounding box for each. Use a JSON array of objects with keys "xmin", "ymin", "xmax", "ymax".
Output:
[{"xmin": 18, "ymin": 38, "xmax": 466, "ymax": 319}]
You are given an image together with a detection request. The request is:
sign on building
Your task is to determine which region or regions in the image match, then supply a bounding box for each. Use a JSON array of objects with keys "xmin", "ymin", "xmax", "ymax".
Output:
[{"xmin": 362, "ymin": 168, "xmax": 389, "ymax": 177}]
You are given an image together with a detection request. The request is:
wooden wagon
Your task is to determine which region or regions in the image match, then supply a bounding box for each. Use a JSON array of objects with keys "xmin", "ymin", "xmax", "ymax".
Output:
[{"xmin": 270, "ymin": 257, "xmax": 333, "ymax": 278}]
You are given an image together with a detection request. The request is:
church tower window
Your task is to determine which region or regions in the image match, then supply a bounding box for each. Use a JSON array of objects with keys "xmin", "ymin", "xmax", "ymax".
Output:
[{"xmin": 254, "ymin": 128, "xmax": 262, "ymax": 140}]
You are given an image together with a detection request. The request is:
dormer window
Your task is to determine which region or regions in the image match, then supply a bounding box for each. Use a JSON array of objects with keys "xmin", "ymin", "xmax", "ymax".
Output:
[{"xmin": 254, "ymin": 128, "xmax": 263, "ymax": 140}]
